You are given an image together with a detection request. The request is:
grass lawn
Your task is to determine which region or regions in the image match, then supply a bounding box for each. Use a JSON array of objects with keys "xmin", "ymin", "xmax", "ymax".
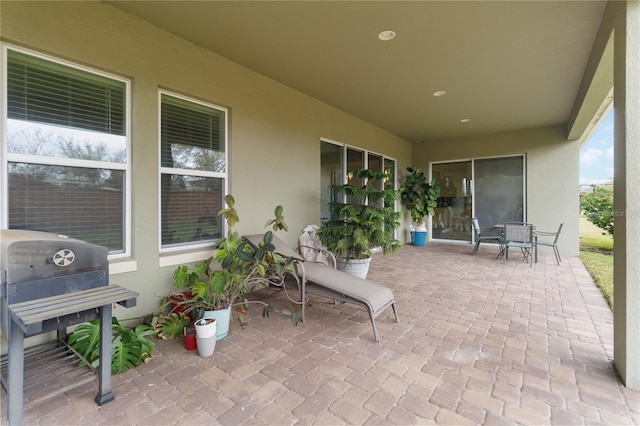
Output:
[
  {"xmin": 579, "ymin": 216, "xmax": 614, "ymax": 310},
  {"xmin": 579, "ymin": 216, "xmax": 614, "ymax": 252}
]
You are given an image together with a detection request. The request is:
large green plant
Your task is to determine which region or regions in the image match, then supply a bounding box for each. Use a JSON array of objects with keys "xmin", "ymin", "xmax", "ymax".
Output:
[
  {"xmin": 173, "ymin": 195, "xmax": 298, "ymax": 325},
  {"xmin": 318, "ymin": 168, "xmax": 401, "ymax": 260},
  {"xmin": 67, "ymin": 318, "xmax": 155, "ymax": 375},
  {"xmin": 399, "ymin": 167, "xmax": 441, "ymax": 225}
]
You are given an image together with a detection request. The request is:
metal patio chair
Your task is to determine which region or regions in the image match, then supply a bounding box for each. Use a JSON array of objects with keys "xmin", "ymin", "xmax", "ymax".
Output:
[
  {"xmin": 534, "ymin": 222, "xmax": 564, "ymax": 264},
  {"xmin": 471, "ymin": 217, "xmax": 503, "ymax": 255},
  {"xmin": 503, "ymin": 222, "xmax": 535, "ymax": 267}
]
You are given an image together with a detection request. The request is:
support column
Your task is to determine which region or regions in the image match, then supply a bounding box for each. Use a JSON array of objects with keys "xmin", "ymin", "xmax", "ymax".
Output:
[{"xmin": 613, "ymin": 0, "xmax": 640, "ymax": 391}]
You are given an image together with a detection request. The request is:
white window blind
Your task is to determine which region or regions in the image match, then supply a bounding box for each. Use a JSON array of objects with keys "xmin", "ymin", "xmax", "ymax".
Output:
[
  {"xmin": 8, "ymin": 50, "xmax": 125, "ymax": 136},
  {"xmin": 4, "ymin": 48, "xmax": 129, "ymax": 254},
  {"xmin": 160, "ymin": 92, "xmax": 227, "ymax": 250}
]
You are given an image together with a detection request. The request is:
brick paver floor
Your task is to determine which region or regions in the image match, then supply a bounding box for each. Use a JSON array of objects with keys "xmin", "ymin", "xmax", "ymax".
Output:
[{"xmin": 3, "ymin": 242, "xmax": 639, "ymax": 425}]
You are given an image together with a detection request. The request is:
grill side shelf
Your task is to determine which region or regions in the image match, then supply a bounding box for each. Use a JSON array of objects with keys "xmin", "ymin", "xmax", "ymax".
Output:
[{"xmin": 8, "ymin": 285, "xmax": 138, "ymax": 336}]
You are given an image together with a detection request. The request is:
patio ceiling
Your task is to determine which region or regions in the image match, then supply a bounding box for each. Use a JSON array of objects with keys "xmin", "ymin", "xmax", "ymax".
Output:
[{"xmin": 107, "ymin": 1, "xmax": 607, "ymax": 143}]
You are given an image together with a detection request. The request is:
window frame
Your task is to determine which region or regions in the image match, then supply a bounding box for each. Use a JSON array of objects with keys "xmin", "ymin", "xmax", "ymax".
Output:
[
  {"xmin": 320, "ymin": 138, "xmax": 398, "ymax": 220},
  {"xmin": 1, "ymin": 44, "xmax": 132, "ymax": 260},
  {"xmin": 158, "ymin": 90, "xmax": 229, "ymax": 253}
]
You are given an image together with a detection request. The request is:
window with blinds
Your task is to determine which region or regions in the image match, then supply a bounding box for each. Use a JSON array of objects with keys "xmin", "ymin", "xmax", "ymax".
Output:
[
  {"xmin": 4, "ymin": 48, "xmax": 129, "ymax": 255},
  {"xmin": 160, "ymin": 92, "xmax": 227, "ymax": 250}
]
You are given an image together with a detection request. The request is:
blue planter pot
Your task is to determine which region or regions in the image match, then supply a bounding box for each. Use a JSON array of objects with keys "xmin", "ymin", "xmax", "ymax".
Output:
[
  {"xmin": 202, "ymin": 307, "xmax": 231, "ymax": 341},
  {"xmin": 411, "ymin": 231, "xmax": 427, "ymax": 247}
]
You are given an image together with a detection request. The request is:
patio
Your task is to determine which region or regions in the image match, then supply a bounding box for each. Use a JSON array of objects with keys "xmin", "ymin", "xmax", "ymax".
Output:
[{"xmin": 2, "ymin": 243, "xmax": 638, "ymax": 425}]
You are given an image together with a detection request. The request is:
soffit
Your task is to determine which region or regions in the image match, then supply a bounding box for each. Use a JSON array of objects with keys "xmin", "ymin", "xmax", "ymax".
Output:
[{"xmin": 107, "ymin": 1, "xmax": 607, "ymax": 143}]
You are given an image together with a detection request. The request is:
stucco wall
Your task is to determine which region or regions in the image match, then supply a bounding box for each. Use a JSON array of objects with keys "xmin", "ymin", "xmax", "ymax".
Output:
[
  {"xmin": 413, "ymin": 125, "xmax": 581, "ymax": 257},
  {"xmin": 0, "ymin": 1, "xmax": 412, "ymax": 318}
]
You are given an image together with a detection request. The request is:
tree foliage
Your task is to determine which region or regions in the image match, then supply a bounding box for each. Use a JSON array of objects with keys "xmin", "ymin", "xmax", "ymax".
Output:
[{"xmin": 581, "ymin": 186, "xmax": 614, "ymax": 237}]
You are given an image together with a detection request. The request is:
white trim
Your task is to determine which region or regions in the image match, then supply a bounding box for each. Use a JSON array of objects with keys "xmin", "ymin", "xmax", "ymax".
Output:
[
  {"xmin": 1, "ymin": 43, "xmax": 132, "ymax": 259},
  {"xmin": 319, "ymin": 139, "xmax": 398, "ymax": 225},
  {"xmin": 3, "ymin": 44, "xmax": 130, "ymax": 85},
  {"xmin": 320, "ymin": 137, "xmax": 345, "ymax": 147},
  {"xmin": 1, "ymin": 46, "xmax": 7, "ymax": 229},
  {"xmin": 158, "ymin": 89, "xmax": 229, "ymax": 253},
  {"xmin": 7, "ymin": 153, "xmax": 127, "ymax": 170},
  {"xmin": 159, "ymin": 249, "xmax": 216, "ymax": 268},
  {"xmin": 159, "ymin": 166, "xmax": 225, "ymax": 179},
  {"xmin": 109, "ymin": 259, "xmax": 138, "ymax": 275},
  {"xmin": 123, "ymin": 70, "xmax": 132, "ymax": 260},
  {"xmin": 161, "ymin": 239, "xmax": 217, "ymax": 253}
]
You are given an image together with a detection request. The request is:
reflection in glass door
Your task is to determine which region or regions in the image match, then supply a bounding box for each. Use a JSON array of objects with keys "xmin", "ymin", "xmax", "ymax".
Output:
[
  {"xmin": 473, "ymin": 156, "xmax": 524, "ymax": 228},
  {"xmin": 320, "ymin": 141, "xmax": 342, "ymax": 222},
  {"xmin": 321, "ymin": 141, "xmax": 397, "ymax": 225},
  {"xmin": 432, "ymin": 161, "xmax": 473, "ymax": 241}
]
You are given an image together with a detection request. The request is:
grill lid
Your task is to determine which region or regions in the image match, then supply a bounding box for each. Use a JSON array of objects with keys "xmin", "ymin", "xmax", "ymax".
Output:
[{"xmin": 1, "ymin": 230, "xmax": 109, "ymax": 285}]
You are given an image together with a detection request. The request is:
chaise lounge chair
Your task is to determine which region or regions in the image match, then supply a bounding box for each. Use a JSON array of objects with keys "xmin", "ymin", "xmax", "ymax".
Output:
[{"xmin": 243, "ymin": 234, "xmax": 399, "ymax": 342}]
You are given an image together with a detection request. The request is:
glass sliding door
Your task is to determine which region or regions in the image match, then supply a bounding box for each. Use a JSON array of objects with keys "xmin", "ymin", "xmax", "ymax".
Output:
[
  {"xmin": 346, "ymin": 148, "xmax": 365, "ymax": 205},
  {"xmin": 473, "ymin": 156, "xmax": 525, "ymax": 228},
  {"xmin": 320, "ymin": 140, "xmax": 397, "ymax": 226},
  {"xmin": 367, "ymin": 153, "xmax": 383, "ymax": 206},
  {"xmin": 432, "ymin": 155, "xmax": 524, "ymax": 242},
  {"xmin": 383, "ymin": 158, "xmax": 397, "ymax": 237},
  {"xmin": 320, "ymin": 141, "xmax": 343, "ymax": 222},
  {"xmin": 432, "ymin": 161, "xmax": 473, "ymax": 241},
  {"xmin": 384, "ymin": 158, "xmax": 396, "ymax": 192}
]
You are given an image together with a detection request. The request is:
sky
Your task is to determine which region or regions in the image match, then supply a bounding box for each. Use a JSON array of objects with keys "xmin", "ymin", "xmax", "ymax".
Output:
[{"xmin": 580, "ymin": 109, "xmax": 614, "ymax": 186}]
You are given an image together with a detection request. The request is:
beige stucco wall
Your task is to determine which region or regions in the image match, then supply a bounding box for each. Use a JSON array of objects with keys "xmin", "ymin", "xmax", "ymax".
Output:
[
  {"xmin": 612, "ymin": 0, "xmax": 640, "ymax": 391},
  {"xmin": 413, "ymin": 125, "xmax": 581, "ymax": 257},
  {"xmin": 0, "ymin": 1, "xmax": 412, "ymax": 319}
]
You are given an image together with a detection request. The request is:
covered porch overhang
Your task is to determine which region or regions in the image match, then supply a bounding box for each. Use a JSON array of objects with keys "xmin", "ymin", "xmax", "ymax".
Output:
[{"xmin": 1, "ymin": 0, "xmax": 638, "ymax": 395}]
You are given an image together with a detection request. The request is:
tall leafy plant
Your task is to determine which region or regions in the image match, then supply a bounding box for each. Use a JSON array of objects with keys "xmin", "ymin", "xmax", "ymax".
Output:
[
  {"xmin": 318, "ymin": 168, "xmax": 401, "ymax": 260},
  {"xmin": 399, "ymin": 167, "xmax": 441, "ymax": 225},
  {"xmin": 173, "ymin": 195, "xmax": 299, "ymax": 325}
]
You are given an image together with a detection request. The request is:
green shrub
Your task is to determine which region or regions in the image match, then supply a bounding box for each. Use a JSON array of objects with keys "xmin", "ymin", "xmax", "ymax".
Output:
[{"xmin": 581, "ymin": 186, "xmax": 614, "ymax": 236}]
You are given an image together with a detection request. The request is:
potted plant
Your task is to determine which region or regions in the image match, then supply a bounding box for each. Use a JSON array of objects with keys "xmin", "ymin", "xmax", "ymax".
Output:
[
  {"xmin": 172, "ymin": 195, "xmax": 297, "ymax": 341},
  {"xmin": 399, "ymin": 167, "xmax": 441, "ymax": 246},
  {"xmin": 317, "ymin": 168, "xmax": 401, "ymax": 278}
]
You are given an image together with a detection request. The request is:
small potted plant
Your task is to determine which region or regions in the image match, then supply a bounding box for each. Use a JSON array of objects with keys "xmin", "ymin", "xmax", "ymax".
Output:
[
  {"xmin": 317, "ymin": 168, "xmax": 401, "ymax": 278},
  {"xmin": 399, "ymin": 167, "xmax": 441, "ymax": 246}
]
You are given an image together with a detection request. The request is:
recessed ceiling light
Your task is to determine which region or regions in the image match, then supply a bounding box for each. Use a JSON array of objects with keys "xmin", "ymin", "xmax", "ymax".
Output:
[
  {"xmin": 378, "ymin": 30, "xmax": 396, "ymax": 41},
  {"xmin": 460, "ymin": 118, "xmax": 471, "ymax": 123},
  {"xmin": 433, "ymin": 91, "xmax": 446, "ymax": 97}
]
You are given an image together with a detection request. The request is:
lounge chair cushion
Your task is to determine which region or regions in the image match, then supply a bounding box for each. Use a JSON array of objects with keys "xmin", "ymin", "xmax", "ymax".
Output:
[{"xmin": 301, "ymin": 262, "xmax": 394, "ymax": 316}]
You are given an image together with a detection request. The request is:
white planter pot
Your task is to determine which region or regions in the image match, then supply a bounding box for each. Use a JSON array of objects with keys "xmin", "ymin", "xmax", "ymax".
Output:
[
  {"xmin": 194, "ymin": 317, "xmax": 217, "ymax": 357},
  {"xmin": 194, "ymin": 317, "xmax": 217, "ymax": 338},
  {"xmin": 195, "ymin": 334, "xmax": 217, "ymax": 357},
  {"xmin": 336, "ymin": 257, "xmax": 371, "ymax": 279}
]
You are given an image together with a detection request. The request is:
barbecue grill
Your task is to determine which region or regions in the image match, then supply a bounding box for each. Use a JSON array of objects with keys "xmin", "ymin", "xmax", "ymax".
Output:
[{"xmin": 1, "ymin": 229, "xmax": 138, "ymax": 425}]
